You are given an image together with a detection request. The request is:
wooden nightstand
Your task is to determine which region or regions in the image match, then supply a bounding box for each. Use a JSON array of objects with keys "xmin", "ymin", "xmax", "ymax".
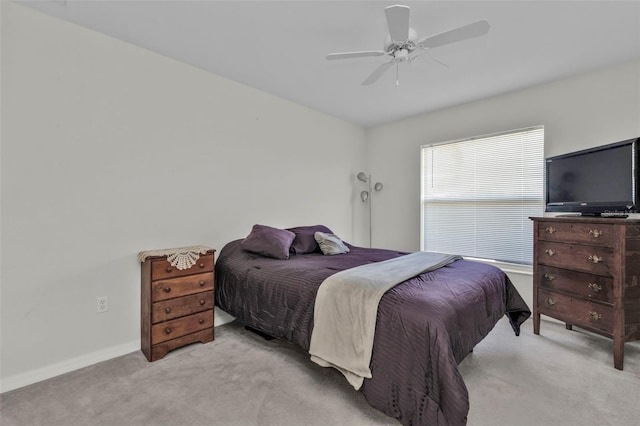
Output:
[{"xmin": 139, "ymin": 246, "xmax": 216, "ymax": 361}]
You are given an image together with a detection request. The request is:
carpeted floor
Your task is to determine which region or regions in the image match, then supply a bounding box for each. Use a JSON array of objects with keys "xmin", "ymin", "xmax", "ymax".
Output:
[{"xmin": 1, "ymin": 318, "xmax": 639, "ymax": 426}]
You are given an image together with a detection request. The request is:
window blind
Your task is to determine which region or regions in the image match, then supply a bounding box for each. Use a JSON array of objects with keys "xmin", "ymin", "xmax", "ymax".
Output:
[{"xmin": 421, "ymin": 126, "xmax": 544, "ymax": 265}]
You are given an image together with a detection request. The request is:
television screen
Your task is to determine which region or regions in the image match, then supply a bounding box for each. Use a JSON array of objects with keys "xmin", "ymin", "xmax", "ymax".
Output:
[{"xmin": 545, "ymin": 138, "xmax": 638, "ymax": 215}]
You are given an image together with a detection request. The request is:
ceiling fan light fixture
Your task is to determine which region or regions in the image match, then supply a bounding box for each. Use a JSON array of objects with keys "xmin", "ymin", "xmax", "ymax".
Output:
[{"xmin": 394, "ymin": 49, "xmax": 409, "ymax": 61}]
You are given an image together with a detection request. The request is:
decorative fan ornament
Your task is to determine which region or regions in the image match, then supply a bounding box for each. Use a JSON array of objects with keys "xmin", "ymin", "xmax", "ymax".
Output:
[{"xmin": 326, "ymin": 5, "xmax": 490, "ymax": 86}]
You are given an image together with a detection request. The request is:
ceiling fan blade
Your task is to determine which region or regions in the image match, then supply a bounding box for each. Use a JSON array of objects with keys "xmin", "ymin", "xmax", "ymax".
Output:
[
  {"xmin": 362, "ymin": 61, "xmax": 394, "ymax": 86},
  {"xmin": 326, "ymin": 50, "xmax": 386, "ymax": 60},
  {"xmin": 418, "ymin": 20, "xmax": 490, "ymax": 49},
  {"xmin": 385, "ymin": 5, "xmax": 410, "ymax": 42}
]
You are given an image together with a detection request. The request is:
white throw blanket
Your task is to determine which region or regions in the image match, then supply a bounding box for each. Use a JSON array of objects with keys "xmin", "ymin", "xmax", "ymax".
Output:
[{"xmin": 309, "ymin": 251, "xmax": 461, "ymax": 390}]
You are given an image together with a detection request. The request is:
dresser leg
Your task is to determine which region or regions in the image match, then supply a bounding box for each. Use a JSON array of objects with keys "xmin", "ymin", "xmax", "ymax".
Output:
[
  {"xmin": 533, "ymin": 312, "xmax": 540, "ymax": 335},
  {"xmin": 565, "ymin": 323, "xmax": 572, "ymax": 330},
  {"xmin": 613, "ymin": 338, "xmax": 624, "ymax": 370}
]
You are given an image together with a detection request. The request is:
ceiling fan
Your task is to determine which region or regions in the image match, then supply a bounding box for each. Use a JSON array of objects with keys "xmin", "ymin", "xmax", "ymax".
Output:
[{"xmin": 326, "ymin": 4, "xmax": 490, "ymax": 86}]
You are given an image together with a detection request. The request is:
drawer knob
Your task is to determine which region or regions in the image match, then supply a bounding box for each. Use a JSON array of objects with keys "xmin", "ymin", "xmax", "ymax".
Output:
[
  {"xmin": 199, "ymin": 318, "xmax": 205, "ymax": 324},
  {"xmin": 199, "ymin": 299, "xmax": 206, "ymax": 305},
  {"xmin": 588, "ymin": 255, "xmax": 603, "ymax": 264},
  {"xmin": 199, "ymin": 263, "xmax": 205, "ymax": 268},
  {"xmin": 199, "ymin": 280, "xmax": 205, "ymax": 287},
  {"xmin": 544, "ymin": 226, "xmax": 557, "ymax": 234},
  {"xmin": 545, "ymin": 249, "xmax": 556, "ymax": 257},
  {"xmin": 589, "ymin": 229, "xmax": 603, "ymax": 238},
  {"xmin": 545, "ymin": 298, "xmax": 557, "ymax": 306},
  {"xmin": 589, "ymin": 311, "xmax": 602, "ymax": 321},
  {"xmin": 544, "ymin": 273, "xmax": 556, "ymax": 281},
  {"xmin": 163, "ymin": 287, "xmax": 171, "ymax": 293},
  {"xmin": 165, "ymin": 327, "xmax": 172, "ymax": 335},
  {"xmin": 588, "ymin": 282, "xmax": 602, "ymax": 292},
  {"xmin": 166, "ymin": 267, "xmax": 173, "ymax": 273},
  {"xmin": 165, "ymin": 307, "xmax": 172, "ymax": 314}
]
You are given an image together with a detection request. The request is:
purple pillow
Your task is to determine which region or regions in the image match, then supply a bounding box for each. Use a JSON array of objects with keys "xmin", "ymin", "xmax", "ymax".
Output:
[
  {"xmin": 241, "ymin": 224, "xmax": 296, "ymax": 260},
  {"xmin": 287, "ymin": 225, "xmax": 333, "ymax": 255}
]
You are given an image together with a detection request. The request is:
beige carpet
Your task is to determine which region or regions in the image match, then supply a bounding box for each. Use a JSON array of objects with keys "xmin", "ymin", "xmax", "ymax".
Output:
[{"xmin": 1, "ymin": 318, "xmax": 639, "ymax": 425}]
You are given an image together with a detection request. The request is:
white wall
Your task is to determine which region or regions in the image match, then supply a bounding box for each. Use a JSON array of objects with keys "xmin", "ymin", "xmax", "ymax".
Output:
[
  {"xmin": 0, "ymin": 2, "xmax": 367, "ymax": 391},
  {"xmin": 365, "ymin": 59, "xmax": 640, "ymax": 305}
]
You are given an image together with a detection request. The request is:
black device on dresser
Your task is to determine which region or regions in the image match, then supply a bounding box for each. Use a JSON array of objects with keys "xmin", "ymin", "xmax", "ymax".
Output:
[{"xmin": 545, "ymin": 137, "xmax": 639, "ymax": 217}]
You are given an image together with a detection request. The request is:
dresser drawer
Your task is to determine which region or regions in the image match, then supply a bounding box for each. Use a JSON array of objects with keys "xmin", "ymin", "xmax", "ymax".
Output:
[
  {"xmin": 151, "ymin": 310, "xmax": 214, "ymax": 344},
  {"xmin": 538, "ymin": 222, "xmax": 613, "ymax": 247},
  {"xmin": 151, "ymin": 253, "xmax": 214, "ymax": 280},
  {"xmin": 538, "ymin": 241, "xmax": 614, "ymax": 276},
  {"xmin": 152, "ymin": 291, "xmax": 214, "ymax": 323},
  {"xmin": 538, "ymin": 265, "xmax": 613, "ymax": 304},
  {"xmin": 538, "ymin": 289, "xmax": 614, "ymax": 334},
  {"xmin": 152, "ymin": 273, "xmax": 214, "ymax": 302}
]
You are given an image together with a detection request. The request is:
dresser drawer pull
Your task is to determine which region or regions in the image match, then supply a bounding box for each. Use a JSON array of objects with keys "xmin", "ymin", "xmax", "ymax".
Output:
[
  {"xmin": 165, "ymin": 307, "xmax": 172, "ymax": 314},
  {"xmin": 543, "ymin": 273, "xmax": 556, "ymax": 281},
  {"xmin": 588, "ymin": 282, "xmax": 602, "ymax": 292},
  {"xmin": 199, "ymin": 318, "xmax": 205, "ymax": 324},
  {"xmin": 163, "ymin": 287, "xmax": 171, "ymax": 293},
  {"xmin": 589, "ymin": 229, "xmax": 604, "ymax": 238},
  {"xmin": 199, "ymin": 263, "xmax": 205, "ymax": 268},
  {"xmin": 545, "ymin": 298, "xmax": 557, "ymax": 306},
  {"xmin": 199, "ymin": 299, "xmax": 206, "ymax": 305},
  {"xmin": 588, "ymin": 255, "xmax": 603, "ymax": 264},
  {"xmin": 166, "ymin": 267, "xmax": 173, "ymax": 273},
  {"xmin": 199, "ymin": 280, "xmax": 205, "ymax": 287},
  {"xmin": 165, "ymin": 327, "xmax": 172, "ymax": 335},
  {"xmin": 589, "ymin": 311, "xmax": 602, "ymax": 321},
  {"xmin": 545, "ymin": 249, "xmax": 556, "ymax": 257},
  {"xmin": 544, "ymin": 226, "xmax": 557, "ymax": 234}
]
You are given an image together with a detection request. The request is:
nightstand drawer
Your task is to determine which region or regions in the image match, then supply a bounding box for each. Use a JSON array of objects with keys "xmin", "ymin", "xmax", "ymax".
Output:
[
  {"xmin": 538, "ymin": 289, "xmax": 614, "ymax": 334},
  {"xmin": 538, "ymin": 266, "xmax": 613, "ymax": 304},
  {"xmin": 538, "ymin": 241, "xmax": 614, "ymax": 276},
  {"xmin": 152, "ymin": 291, "xmax": 214, "ymax": 323},
  {"xmin": 538, "ymin": 222, "xmax": 614, "ymax": 247},
  {"xmin": 151, "ymin": 310, "xmax": 214, "ymax": 344},
  {"xmin": 151, "ymin": 253, "xmax": 215, "ymax": 280},
  {"xmin": 152, "ymin": 273, "xmax": 214, "ymax": 302}
]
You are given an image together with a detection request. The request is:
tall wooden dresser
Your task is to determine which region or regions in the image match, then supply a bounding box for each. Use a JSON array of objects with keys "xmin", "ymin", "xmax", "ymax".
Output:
[
  {"xmin": 530, "ymin": 217, "xmax": 640, "ymax": 369},
  {"xmin": 139, "ymin": 247, "xmax": 216, "ymax": 361}
]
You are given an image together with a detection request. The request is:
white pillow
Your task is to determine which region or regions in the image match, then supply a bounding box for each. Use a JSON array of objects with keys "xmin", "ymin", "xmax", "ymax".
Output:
[{"xmin": 314, "ymin": 231, "xmax": 350, "ymax": 255}]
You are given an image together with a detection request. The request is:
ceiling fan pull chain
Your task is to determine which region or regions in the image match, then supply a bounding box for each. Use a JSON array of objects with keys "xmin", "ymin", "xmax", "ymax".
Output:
[{"xmin": 396, "ymin": 62, "xmax": 400, "ymax": 87}]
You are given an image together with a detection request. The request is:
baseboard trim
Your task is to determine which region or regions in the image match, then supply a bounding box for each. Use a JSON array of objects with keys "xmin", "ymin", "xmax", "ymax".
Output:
[
  {"xmin": 1, "ymin": 311, "xmax": 236, "ymax": 394},
  {"xmin": 0, "ymin": 340, "xmax": 139, "ymax": 394}
]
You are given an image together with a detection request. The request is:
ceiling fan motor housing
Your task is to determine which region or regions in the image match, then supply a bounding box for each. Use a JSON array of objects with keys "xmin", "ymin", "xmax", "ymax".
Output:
[{"xmin": 384, "ymin": 28, "xmax": 418, "ymax": 54}]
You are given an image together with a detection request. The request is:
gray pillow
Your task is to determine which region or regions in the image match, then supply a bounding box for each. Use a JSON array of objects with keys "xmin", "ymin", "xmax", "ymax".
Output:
[
  {"xmin": 241, "ymin": 224, "xmax": 296, "ymax": 259},
  {"xmin": 314, "ymin": 231, "xmax": 350, "ymax": 256}
]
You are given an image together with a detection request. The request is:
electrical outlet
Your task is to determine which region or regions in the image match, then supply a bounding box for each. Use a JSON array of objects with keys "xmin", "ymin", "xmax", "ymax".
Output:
[{"xmin": 97, "ymin": 296, "xmax": 108, "ymax": 313}]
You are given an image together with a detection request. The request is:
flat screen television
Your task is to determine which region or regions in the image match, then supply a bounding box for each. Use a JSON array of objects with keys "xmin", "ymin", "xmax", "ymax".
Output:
[{"xmin": 545, "ymin": 137, "xmax": 639, "ymax": 216}]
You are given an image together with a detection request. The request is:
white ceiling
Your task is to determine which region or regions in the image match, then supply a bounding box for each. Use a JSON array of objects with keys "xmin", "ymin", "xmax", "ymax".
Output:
[{"xmin": 20, "ymin": 0, "xmax": 640, "ymax": 128}]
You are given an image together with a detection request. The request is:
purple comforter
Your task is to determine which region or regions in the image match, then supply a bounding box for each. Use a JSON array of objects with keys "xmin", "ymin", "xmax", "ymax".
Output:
[{"xmin": 215, "ymin": 240, "xmax": 530, "ymax": 425}]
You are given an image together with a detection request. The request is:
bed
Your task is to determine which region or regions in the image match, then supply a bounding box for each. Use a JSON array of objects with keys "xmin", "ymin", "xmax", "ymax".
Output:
[{"xmin": 215, "ymin": 225, "xmax": 530, "ymax": 426}]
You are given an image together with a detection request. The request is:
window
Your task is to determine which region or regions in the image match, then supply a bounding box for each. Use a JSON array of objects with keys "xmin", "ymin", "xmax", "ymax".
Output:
[{"xmin": 421, "ymin": 126, "xmax": 544, "ymax": 265}]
